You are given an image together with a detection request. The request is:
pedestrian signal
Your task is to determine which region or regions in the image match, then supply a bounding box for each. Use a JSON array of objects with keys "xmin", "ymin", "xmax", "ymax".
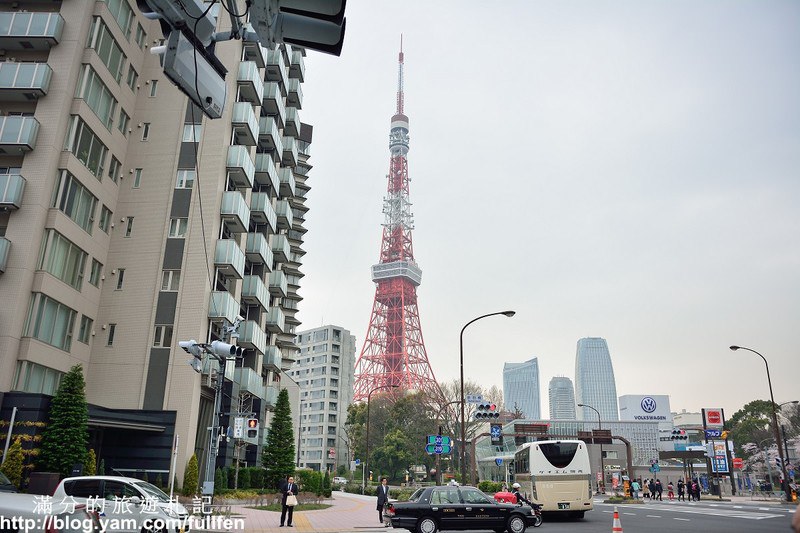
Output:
[{"xmin": 247, "ymin": 418, "xmax": 259, "ymax": 439}]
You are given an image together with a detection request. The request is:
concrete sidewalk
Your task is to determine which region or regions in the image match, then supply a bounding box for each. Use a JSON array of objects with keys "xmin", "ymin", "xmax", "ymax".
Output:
[{"xmin": 200, "ymin": 490, "xmax": 389, "ymax": 533}]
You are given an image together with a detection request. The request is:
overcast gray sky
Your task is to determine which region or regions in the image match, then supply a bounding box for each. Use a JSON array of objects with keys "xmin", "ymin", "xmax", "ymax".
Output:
[{"xmin": 295, "ymin": 1, "xmax": 799, "ymax": 418}]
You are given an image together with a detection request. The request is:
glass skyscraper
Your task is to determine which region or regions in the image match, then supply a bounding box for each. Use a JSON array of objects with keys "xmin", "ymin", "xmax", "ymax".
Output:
[
  {"xmin": 575, "ymin": 337, "xmax": 619, "ymax": 421},
  {"xmin": 548, "ymin": 376, "xmax": 576, "ymax": 419},
  {"xmin": 503, "ymin": 358, "xmax": 541, "ymax": 419}
]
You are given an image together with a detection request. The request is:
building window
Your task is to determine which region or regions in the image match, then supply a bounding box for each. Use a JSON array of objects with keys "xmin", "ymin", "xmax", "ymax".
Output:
[
  {"xmin": 168, "ymin": 218, "xmax": 188, "ymax": 238},
  {"xmin": 141, "ymin": 123, "xmax": 150, "ymax": 141},
  {"xmin": 182, "ymin": 124, "xmax": 202, "ymax": 142},
  {"xmin": 115, "ymin": 268, "xmax": 125, "ymax": 290},
  {"xmin": 64, "ymin": 116, "xmax": 108, "ymax": 179},
  {"xmin": 75, "ymin": 64, "xmax": 118, "ymax": 130},
  {"xmin": 89, "ymin": 259, "xmax": 103, "ymax": 287},
  {"xmin": 99, "ymin": 205, "xmax": 112, "ymax": 233},
  {"xmin": 52, "ymin": 171, "xmax": 97, "ymax": 235},
  {"xmin": 125, "ymin": 217, "xmax": 134, "ymax": 237},
  {"xmin": 86, "ymin": 17, "xmax": 126, "ymax": 82},
  {"xmin": 176, "ymin": 169, "xmax": 195, "ymax": 189},
  {"xmin": 78, "ymin": 315, "xmax": 93, "ymax": 344},
  {"xmin": 24, "ymin": 293, "xmax": 77, "ymax": 352},
  {"xmin": 135, "ymin": 22, "xmax": 146, "ymax": 48},
  {"xmin": 149, "ymin": 80, "xmax": 158, "ymax": 97},
  {"xmin": 133, "ymin": 168, "xmax": 142, "ymax": 188},
  {"xmin": 153, "ymin": 325, "xmax": 173, "ymax": 347},
  {"xmin": 161, "ymin": 270, "xmax": 180, "ymax": 291},
  {"xmin": 101, "ymin": 0, "xmax": 134, "ymax": 39},
  {"xmin": 126, "ymin": 65, "xmax": 138, "ymax": 91},
  {"xmin": 108, "ymin": 156, "xmax": 121, "ymax": 183},
  {"xmin": 118, "ymin": 109, "xmax": 130, "ymax": 135},
  {"xmin": 107, "ymin": 323, "xmax": 116, "ymax": 346},
  {"xmin": 13, "ymin": 361, "xmax": 64, "ymax": 396},
  {"xmin": 38, "ymin": 229, "xmax": 88, "ymax": 290}
]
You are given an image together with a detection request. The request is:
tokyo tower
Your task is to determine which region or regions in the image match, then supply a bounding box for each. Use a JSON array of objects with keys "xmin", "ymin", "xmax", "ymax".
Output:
[{"xmin": 352, "ymin": 41, "xmax": 443, "ymax": 403}]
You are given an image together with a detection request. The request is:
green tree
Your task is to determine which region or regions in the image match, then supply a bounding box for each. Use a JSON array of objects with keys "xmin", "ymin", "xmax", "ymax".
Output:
[
  {"xmin": 262, "ymin": 388, "xmax": 295, "ymax": 489},
  {"xmin": 239, "ymin": 467, "xmax": 251, "ymax": 490},
  {"xmin": 182, "ymin": 454, "xmax": 199, "ymax": 496},
  {"xmin": 37, "ymin": 365, "xmax": 89, "ymax": 476},
  {"xmin": 98, "ymin": 459, "xmax": 105, "ymax": 475},
  {"xmin": 1, "ymin": 437, "xmax": 24, "ymax": 488},
  {"xmin": 372, "ymin": 429, "xmax": 414, "ymax": 481},
  {"xmin": 729, "ymin": 400, "xmax": 777, "ymax": 457},
  {"xmin": 84, "ymin": 449, "xmax": 97, "ymax": 476},
  {"xmin": 215, "ymin": 467, "xmax": 227, "ymax": 493}
]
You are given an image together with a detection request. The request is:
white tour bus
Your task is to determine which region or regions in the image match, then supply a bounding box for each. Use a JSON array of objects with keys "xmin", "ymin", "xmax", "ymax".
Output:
[{"xmin": 513, "ymin": 439, "xmax": 593, "ymax": 518}]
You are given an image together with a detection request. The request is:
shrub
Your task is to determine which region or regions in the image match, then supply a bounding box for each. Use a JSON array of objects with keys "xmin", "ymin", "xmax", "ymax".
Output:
[
  {"xmin": 182, "ymin": 454, "xmax": 199, "ymax": 496},
  {"xmin": 478, "ymin": 481, "xmax": 503, "ymax": 494},
  {"xmin": 249, "ymin": 467, "xmax": 265, "ymax": 489},
  {"xmin": 239, "ymin": 468, "xmax": 251, "ymax": 490},
  {"xmin": 215, "ymin": 468, "xmax": 227, "ymax": 494},
  {"xmin": 84, "ymin": 449, "xmax": 97, "ymax": 476},
  {"xmin": 1, "ymin": 437, "xmax": 24, "ymax": 488}
]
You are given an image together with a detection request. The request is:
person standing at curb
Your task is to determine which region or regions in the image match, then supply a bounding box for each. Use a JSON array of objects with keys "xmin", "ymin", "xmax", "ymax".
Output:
[
  {"xmin": 280, "ymin": 475, "xmax": 299, "ymax": 527},
  {"xmin": 376, "ymin": 477, "xmax": 391, "ymax": 527},
  {"xmin": 677, "ymin": 478, "xmax": 685, "ymax": 501},
  {"xmin": 631, "ymin": 478, "xmax": 640, "ymax": 499}
]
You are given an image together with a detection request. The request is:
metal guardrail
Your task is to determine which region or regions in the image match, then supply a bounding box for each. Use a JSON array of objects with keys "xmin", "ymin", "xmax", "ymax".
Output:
[{"xmin": 748, "ymin": 489, "xmax": 785, "ymax": 500}]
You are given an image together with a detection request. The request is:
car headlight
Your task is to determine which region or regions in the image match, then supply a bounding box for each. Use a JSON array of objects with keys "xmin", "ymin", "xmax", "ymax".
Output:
[{"xmin": 163, "ymin": 506, "xmax": 178, "ymax": 518}]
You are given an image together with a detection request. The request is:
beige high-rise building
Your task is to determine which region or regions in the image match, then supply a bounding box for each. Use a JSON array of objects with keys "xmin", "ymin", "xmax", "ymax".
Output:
[{"xmin": 0, "ymin": 0, "xmax": 311, "ymax": 484}]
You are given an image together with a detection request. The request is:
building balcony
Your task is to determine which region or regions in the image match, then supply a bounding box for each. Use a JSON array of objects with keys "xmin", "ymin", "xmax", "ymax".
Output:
[
  {"xmin": 242, "ymin": 32, "xmax": 267, "ymax": 68},
  {"xmin": 214, "ymin": 239, "xmax": 245, "ymax": 280},
  {"xmin": 0, "ymin": 62, "xmax": 53, "ymax": 101},
  {"xmin": 235, "ymin": 366, "xmax": 266, "ymax": 399},
  {"xmin": 220, "ymin": 191, "xmax": 249, "ymax": 234},
  {"xmin": 269, "ymin": 234, "xmax": 290, "ymax": 263},
  {"xmin": 282, "ymin": 136, "xmax": 298, "ymax": 168},
  {"xmin": 268, "ymin": 270, "xmax": 287, "ymax": 298},
  {"xmin": 231, "ymin": 102, "xmax": 259, "ymax": 146},
  {"xmin": 208, "ymin": 290, "xmax": 239, "ymax": 324},
  {"xmin": 284, "ymin": 107, "xmax": 300, "ymax": 138},
  {"xmin": 245, "ymin": 232, "xmax": 273, "ymax": 266},
  {"xmin": 226, "ymin": 145, "xmax": 255, "ymax": 189},
  {"xmin": 264, "ymin": 385, "xmax": 278, "ymax": 410},
  {"xmin": 0, "ymin": 237, "xmax": 9, "ymax": 273},
  {"xmin": 254, "ymin": 153, "xmax": 280, "ymax": 191},
  {"xmin": 274, "ymin": 200, "xmax": 293, "ymax": 230},
  {"xmin": 0, "ymin": 116, "xmax": 39, "ymax": 154},
  {"xmin": 0, "ymin": 12, "xmax": 65, "ymax": 50},
  {"xmin": 241, "ymin": 274, "xmax": 269, "ymax": 310},
  {"xmin": 264, "ymin": 49, "xmax": 287, "ymax": 89},
  {"xmin": 237, "ymin": 61, "xmax": 264, "ymax": 104},
  {"xmin": 263, "ymin": 345, "xmax": 281, "ymax": 372},
  {"xmin": 238, "ymin": 320, "xmax": 267, "ymax": 356},
  {"xmin": 286, "ymin": 78, "xmax": 303, "ymax": 109},
  {"xmin": 289, "ymin": 50, "xmax": 305, "ymax": 82},
  {"xmin": 265, "ymin": 306, "xmax": 285, "ymax": 333},
  {"xmin": 262, "ymin": 83, "xmax": 286, "ymax": 128},
  {"xmin": 250, "ymin": 192, "xmax": 277, "ymax": 232},
  {"xmin": 278, "ymin": 168, "xmax": 295, "ymax": 199},
  {"xmin": 0, "ymin": 173, "xmax": 25, "ymax": 210},
  {"xmin": 257, "ymin": 116, "xmax": 283, "ymax": 158}
]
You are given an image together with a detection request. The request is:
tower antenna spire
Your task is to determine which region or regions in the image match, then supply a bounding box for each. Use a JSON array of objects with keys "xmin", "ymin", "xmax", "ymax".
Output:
[{"xmin": 397, "ymin": 35, "xmax": 404, "ymax": 114}]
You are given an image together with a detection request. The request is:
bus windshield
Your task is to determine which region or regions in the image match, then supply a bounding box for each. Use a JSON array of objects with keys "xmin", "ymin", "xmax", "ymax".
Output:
[{"xmin": 538, "ymin": 442, "xmax": 579, "ymax": 469}]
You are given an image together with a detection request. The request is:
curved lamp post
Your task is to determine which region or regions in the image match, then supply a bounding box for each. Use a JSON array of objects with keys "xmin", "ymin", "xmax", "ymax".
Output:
[
  {"xmin": 460, "ymin": 310, "xmax": 515, "ymax": 483},
  {"xmin": 578, "ymin": 403, "xmax": 604, "ymax": 493},
  {"xmin": 729, "ymin": 345, "xmax": 791, "ymax": 501},
  {"xmin": 363, "ymin": 384, "xmax": 399, "ymax": 494}
]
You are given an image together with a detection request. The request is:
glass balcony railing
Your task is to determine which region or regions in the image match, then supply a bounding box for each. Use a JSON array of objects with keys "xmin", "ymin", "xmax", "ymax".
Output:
[
  {"xmin": 263, "ymin": 345, "xmax": 281, "ymax": 372},
  {"xmin": 265, "ymin": 306, "xmax": 286, "ymax": 333},
  {"xmin": 254, "ymin": 152, "xmax": 280, "ymax": 190},
  {"xmin": 282, "ymin": 136, "xmax": 298, "ymax": 168},
  {"xmin": 264, "ymin": 385, "xmax": 279, "ymax": 409},
  {"xmin": 245, "ymin": 232, "xmax": 273, "ymax": 266},
  {"xmin": 226, "ymin": 145, "xmax": 254, "ymax": 189},
  {"xmin": 257, "ymin": 116, "xmax": 283, "ymax": 157},
  {"xmin": 262, "ymin": 82, "xmax": 286, "ymax": 128},
  {"xmin": 268, "ymin": 270, "xmax": 288, "ymax": 298},
  {"xmin": 0, "ymin": 116, "xmax": 40, "ymax": 151},
  {"xmin": 242, "ymin": 31, "xmax": 267, "ymax": 68},
  {"xmin": 0, "ymin": 12, "xmax": 65, "ymax": 49},
  {"xmin": 238, "ymin": 320, "xmax": 267, "ymax": 356},
  {"xmin": 250, "ymin": 192, "xmax": 277, "ymax": 232},
  {"xmin": 241, "ymin": 274, "xmax": 269, "ymax": 310},
  {"xmin": 289, "ymin": 50, "xmax": 305, "ymax": 82},
  {"xmin": 235, "ymin": 366, "xmax": 266, "ymax": 399},
  {"xmin": 278, "ymin": 167, "xmax": 295, "ymax": 199},
  {"xmin": 208, "ymin": 290, "xmax": 239, "ymax": 324},
  {"xmin": 269, "ymin": 234, "xmax": 290, "ymax": 263},
  {"xmin": 0, "ymin": 237, "xmax": 9, "ymax": 273},
  {"xmin": 220, "ymin": 191, "xmax": 249, "ymax": 234},
  {"xmin": 214, "ymin": 239, "xmax": 245, "ymax": 279},
  {"xmin": 231, "ymin": 102, "xmax": 258, "ymax": 146},
  {"xmin": 265, "ymin": 49, "xmax": 287, "ymax": 87},
  {"xmin": 237, "ymin": 61, "xmax": 264, "ymax": 104},
  {"xmin": 286, "ymin": 78, "xmax": 303, "ymax": 109},
  {"xmin": 0, "ymin": 62, "xmax": 53, "ymax": 99},
  {"xmin": 0, "ymin": 173, "xmax": 25, "ymax": 210},
  {"xmin": 284, "ymin": 107, "xmax": 301, "ymax": 138},
  {"xmin": 274, "ymin": 200, "xmax": 294, "ymax": 230}
]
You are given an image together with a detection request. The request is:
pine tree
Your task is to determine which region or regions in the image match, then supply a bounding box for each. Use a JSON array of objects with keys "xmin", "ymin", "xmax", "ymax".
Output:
[
  {"xmin": 37, "ymin": 365, "xmax": 89, "ymax": 476},
  {"xmin": 215, "ymin": 467, "xmax": 227, "ymax": 493},
  {"xmin": 1, "ymin": 437, "xmax": 24, "ymax": 488},
  {"xmin": 84, "ymin": 449, "xmax": 97, "ymax": 476},
  {"xmin": 98, "ymin": 459, "xmax": 105, "ymax": 475},
  {"xmin": 182, "ymin": 454, "xmax": 199, "ymax": 496},
  {"xmin": 262, "ymin": 388, "xmax": 295, "ymax": 490}
]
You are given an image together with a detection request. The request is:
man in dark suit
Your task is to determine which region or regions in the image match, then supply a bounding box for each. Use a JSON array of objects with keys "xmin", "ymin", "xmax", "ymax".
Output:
[
  {"xmin": 376, "ymin": 477, "xmax": 390, "ymax": 526},
  {"xmin": 279, "ymin": 475, "xmax": 299, "ymax": 527}
]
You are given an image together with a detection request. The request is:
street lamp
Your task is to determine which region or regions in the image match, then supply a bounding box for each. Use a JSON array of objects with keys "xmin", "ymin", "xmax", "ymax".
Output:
[
  {"xmin": 729, "ymin": 345, "xmax": 791, "ymax": 501},
  {"xmin": 578, "ymin": 403, "xmax": 604, "ymax": 493},
  {"xmin": 460, "ymin": 310, "xmax": 515, "ymax": 484},
  {"xmin": 363, "ymin": 384, "xmax": 399, "ymax": 494}
]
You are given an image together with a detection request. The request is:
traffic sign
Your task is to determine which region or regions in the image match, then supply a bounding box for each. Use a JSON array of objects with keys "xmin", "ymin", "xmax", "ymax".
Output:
[
  {"xmin": 705, "ymin": 429, "xmax": 722, "ymax": 439},
  {"xmin": 425, "ymin": 444, "xmax": 452, "ymax": 454},
  {"xmin": 233, "ymin": 417, "xmax": 244, "ymax": 439},
  {"xmin": 427, "ymin": 435, "xmax": 452, "ymax": 446},
  {"xmin": 650, "ymin": 459, "xmax": 658, "ymax": 465},
  {"xmin": 495, "ymin": 458, "xmax": 503, "ymax": 466},
  {"xmin": 355, "ymin": 458, "xmax": 361, "ymax": 465},
  {"xmin": 732, "ymin": 458, "xmax": 744, "ymax": 469},
  {"xmin": 649, "ymin": 464, "xmax": 661, "ymax": 473},
  {"xmin": 466, "ymin": 394, "xmax": 484, "ymax": 404}
]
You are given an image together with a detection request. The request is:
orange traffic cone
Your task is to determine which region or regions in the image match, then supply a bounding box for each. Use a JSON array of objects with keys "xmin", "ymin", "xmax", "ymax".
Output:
[{"xmin": 612, "ymin": 506, "xmax": 623, "ymax": 533}]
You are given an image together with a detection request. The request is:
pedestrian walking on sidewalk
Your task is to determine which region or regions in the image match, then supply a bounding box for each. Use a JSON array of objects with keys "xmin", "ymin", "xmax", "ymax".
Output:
[
  {"xmin": 667, "ymin": 481, "xmax": 674, "ymax": 501},
  {"xmin": 642, "ymin": 479, "xmax": 650, "ymax": 500},
  {"xmin": 655, "ymin": 479, "xmax": 663, "ymax": 501},
  {"xmin": 279, "ymin": 475, "xmax": 299, "ymax": 527},
  {"xmin": 677, "ymin": 478, "xmax": 685, "ymax": 501},
  {"xmin": 630, "ymin": 479, "xmax": 640, "ymax": 499},
  {"xmin": 377, "ymin": 477, "xmax": 391, "ymax": 527}
]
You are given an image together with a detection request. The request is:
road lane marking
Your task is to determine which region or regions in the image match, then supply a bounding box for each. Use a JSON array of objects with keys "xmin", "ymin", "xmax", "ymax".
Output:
[
  {"xmin": 623, "ymin": 512, "xmax": 636, "ymax": 515},
  {"xmin": 646, "ymin": 515, "xmax": 661, "ymax": 518},
  {"xmin": 733, "ymin": 505, "xmax": 742, "ymax": 508},
  {"xmin": 674, "ymin": 517, "xmax": 691, "ymax": 521}
]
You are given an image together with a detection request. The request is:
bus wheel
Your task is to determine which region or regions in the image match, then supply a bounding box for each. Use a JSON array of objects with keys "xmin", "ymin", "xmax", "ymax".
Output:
[
  {"xmin": 507, "ymin": 515, "xmax": 527, "ymax": 533},
  {"xmin": 573, "ymin": 511, "xmax": 585, "ymax": 519},
  {"xmin": 416, "ymin": 517, "xmax": 438, "ymax": 533}
]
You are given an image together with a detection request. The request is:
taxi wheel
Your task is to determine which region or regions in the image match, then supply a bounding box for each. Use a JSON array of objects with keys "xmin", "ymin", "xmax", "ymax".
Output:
[
  {"xmin": 507, "ymin": 515, "xmax": 527, "ymax": 533},
  {"xmin": 416, "ymin": 516, "xmax": 438, "ymax": 533},
  {"xmin": 142, "ymin": 519, "xmax": 166, "ymax": 533}
]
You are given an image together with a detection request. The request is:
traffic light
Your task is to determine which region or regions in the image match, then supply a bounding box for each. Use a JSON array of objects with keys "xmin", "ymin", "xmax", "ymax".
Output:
[
  {"xmin": 670, "ymin": 429, "xmax": 688, "ymax": 440},
  {"xmin": 180, "ymin": 340, "xmax": 203, "ymax": 373},
  {"xmin": 210, "ymin": 340, "xmax": 246, "ymax": 358},
  {"xmin": 475, "ymin": 402, "xmax": 499, "ymax": 419},
  {"xmin": 249, "ymin": 0, "xmax": 347, "ymax": 56},
  {"xmin": 246, "ymin": 418, "xmax": 259, "ymax": 439}
]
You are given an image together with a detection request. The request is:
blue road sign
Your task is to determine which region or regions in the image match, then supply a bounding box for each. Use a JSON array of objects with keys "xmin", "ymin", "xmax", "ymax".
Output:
[
  {"xmin": 649, "ymin": 464, "xmax": 661, "ymax": 473},
  {"xmin": 495, "ymin": 458, "xmax": 503, "ymax": 466},
  {"xmin": 355, "ymin": 459, "xmax": 361, "ymax": 465},
  {"xmin": 490, "ymin": 426, "xmax": 502, "ymax": 439},
  {"xmin": 705, "ymin": 429, "xmax": 722, "ymax": 439}
]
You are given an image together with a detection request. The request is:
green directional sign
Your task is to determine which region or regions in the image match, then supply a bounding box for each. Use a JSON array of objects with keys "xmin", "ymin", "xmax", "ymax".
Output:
[
  {"xmin": 426, "ymin": 435, "xmax": 452, "ymax": 446},
  {"xmin": 425, "ymin": 444, "xmax": 452, "ymax": 455}
]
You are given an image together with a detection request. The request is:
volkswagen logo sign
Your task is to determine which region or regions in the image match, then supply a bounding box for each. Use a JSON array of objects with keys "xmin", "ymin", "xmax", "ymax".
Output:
[{"xmin": 641, "ymin": 396, "xmax": 657, "ymax": 413}]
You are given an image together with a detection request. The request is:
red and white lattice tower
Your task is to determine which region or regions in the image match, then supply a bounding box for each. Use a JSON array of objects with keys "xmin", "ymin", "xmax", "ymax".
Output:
[{"xmin": 352, "ymin": 41, "xmax": 443, "ymax": 403}]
